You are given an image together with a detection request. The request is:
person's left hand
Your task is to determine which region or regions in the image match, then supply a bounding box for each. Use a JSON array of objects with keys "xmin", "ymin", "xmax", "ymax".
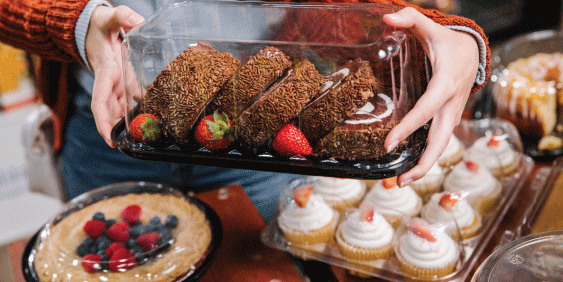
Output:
[{"xmin": 382, "ymin": 7, "xmax": 479, "ymax": 187}]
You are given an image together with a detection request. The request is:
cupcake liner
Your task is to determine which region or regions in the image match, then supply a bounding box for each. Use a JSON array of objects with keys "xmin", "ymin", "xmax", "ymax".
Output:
[
  {"xmin": 474, "ymin": 182, "xmax": 503, "ymax": 215},
  {"xmin": 459, "ymin": 214, "xmax": 483, "ymax": 240},
  {"xmin": 395, "ymin": 246, "xmax": 458, "ymax": 279},
  {"xmin": 279, "ymin": 213, "xmax": 339, "ymax": 246},
  {"xmin": 335, "ymin": 230, "xmax": 394, "ymax": 261}
]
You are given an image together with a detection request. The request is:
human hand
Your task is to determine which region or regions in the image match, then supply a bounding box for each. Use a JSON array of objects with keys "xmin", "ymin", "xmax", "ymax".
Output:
[
  {"xmin": 86, "ymin": 5, "xmax": 145, "ymax": 147},
  {"xmin": 382, "ymin": 7, "xmax": 479, "ymax": 187}
]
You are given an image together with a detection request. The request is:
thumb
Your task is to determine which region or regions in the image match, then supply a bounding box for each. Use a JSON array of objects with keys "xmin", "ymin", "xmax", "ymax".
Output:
[
  {"xmin": 383, "ymin": 7, "xmax": 441, "ymax": 42},
  {"xmin": 105, "ymin": 5, "xmax": 145, "ymax": 32}
]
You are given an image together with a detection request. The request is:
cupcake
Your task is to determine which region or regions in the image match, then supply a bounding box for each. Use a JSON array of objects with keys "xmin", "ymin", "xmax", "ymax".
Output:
[
  {"xmin": 361, "ymin": 177, "xmax": 422, "ymax": 228},
  {"xmin": 421, "ymin": 192, "xmax": 482, "ymax": 240},
  {"xmin": 335, "ymin": 203, "xmax": 394, "ymax": 261},
  {"xmin": 278, "ymin": 186, "xmax": 339, "ymax": 247},
  {"xmin": 395, "ymin": 218, "xmax": 461, "ymax": 279},
  {"xmin": 443, "ymin": 160, "xmax": 503, "ymax": 215},
  {"xmin": 309, "ymin": 176, "xmax": 367, "ymax": 211},
  {"xmin": 410, "ymin": 161, "xmax": 446, "ymax": 202},
  {"xmin": 437, "ymin": 134, "xmax": 464, "ymax": 170},
  {"xmin": 464, "ymin": 132, "xmax": 520, "ymax": 178}
]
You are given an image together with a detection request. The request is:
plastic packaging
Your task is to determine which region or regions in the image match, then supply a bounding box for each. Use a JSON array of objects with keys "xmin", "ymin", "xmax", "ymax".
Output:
[
  {"xmin": 261, "ymin": 118, "xmax": 534, "ymax": 281},
  {"xmin": 112, "ymin": 0, "xmax": 428, "ymax": 179},
  {"xmin": 22, "ymin": 182, "xmax": 222, "ymax": 282}
]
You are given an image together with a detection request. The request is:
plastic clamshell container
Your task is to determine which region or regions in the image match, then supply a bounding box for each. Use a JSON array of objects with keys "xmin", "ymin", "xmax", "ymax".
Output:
[
  {"xmin": 112, "ymin": 0, "xmax": 428, "ymax": 180},
  {"xmin": 261, "ymin": 118, "xmax": 534, "ymax": 282},
  {"xmin": 489, "ymin": 29, "xmax": 563, "ymax": 161},
  {"xmin": 22, "ymin": 182, "xmax": 222, "ymax": 282}
]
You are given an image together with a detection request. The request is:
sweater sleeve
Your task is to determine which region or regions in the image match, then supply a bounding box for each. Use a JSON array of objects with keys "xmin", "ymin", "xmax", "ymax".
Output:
[{"xmin": 0, "ymin": 0, "xmax": 91, "ymax": 63}]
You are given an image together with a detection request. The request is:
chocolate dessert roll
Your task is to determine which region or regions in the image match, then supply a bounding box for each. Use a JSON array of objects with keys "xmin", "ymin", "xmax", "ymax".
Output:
[
  {"xmin": 315, "ymin": 91, "xmax": 407, "ymax": 160},
  {"xmin": 209, "ymin": 47, "xmax": 292, "ymax": 120},
  {"xmin": 141, "ymin": 42, "xmax": 240, "ymax": 145},
  {"xmin": 297, "ymin": 59, "xmax": 379, "ymax": 145},
  {"xmin": 237, "ymin": 59, "xmax": 325, "ymax": 149}
]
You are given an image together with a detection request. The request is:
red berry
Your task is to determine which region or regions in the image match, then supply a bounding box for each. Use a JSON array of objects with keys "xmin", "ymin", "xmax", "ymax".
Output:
[
  {"xmin": 293, "ymin": 186, "xmax": 314, "ymax": 208},
  {"xmin": 464, "ymin": 161, "xmax": 479, "ymax": 173},
  {"xmin": 81, "ymin": 254, "xmax": 102, "ymax": 273},
  {"xmin": 359, "ymin": 203, "xmax": 375, "ymax": 223},
  {"xmin": 438, "ymin": 192, "xmax": 461, "ymax": 211},
  {"xmin": 408, "ymin": 218, "xmax": 437, "ymax": 242},
  {"xmin": 381, "ymin": 177, "xmax": 397, "ymax": 189},
  {"xmin": 109, "ymin": 248, "xmax": 135, "ymax": 272},
  {"xmin": 137, "ymin": 231, "xmax": 160, "ymax": 251},
  {"xmin": 272, "ymin": 123, "xmax": 312, "ymax": 157},
  {"xmin": 83, "ymin": 220, "xmax": 106, "ymax": 238},
  {"xmin": 130, "ymin": 113, "xmax": 161, "ymax": 143},
  {"xmin": 194, "ymin": 110, "xmax": 234, "ymax": 151},
  {"xmin": 121, "ymin": 204, "xmax": 142, "ymax": 224},
  {"xmin": 487, "ymin": 133, "xmax": 503, "ymax": 147},
  {"xmin": 105, "ymin": 242, "xmax": 126, "ymax": 257},
  {"xmin": 106, "ymin": 222, "xmax": 129, "ymax": 242}
]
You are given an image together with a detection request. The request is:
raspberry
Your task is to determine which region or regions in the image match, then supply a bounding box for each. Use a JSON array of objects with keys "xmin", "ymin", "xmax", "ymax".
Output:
[
  {"xmin": 81, "ymin": 254, "xmax": 102, "ymax": 273},
  {"xmin": 137, "ymin": 232, "xmax": 160, "ymax": 251},
  {"xmin": 121, "ymin": 205, "xmax": 142, "ymax": 224},
  {"xmin": 106, "ymin": 222, "xmax": 129, "ymax": 242},
  {"xmin": 109, "ymin": 248, "xmax": 135, "ymax": 272},
  {"xmin": 105, "ymin": 242, "xmax": 125, "ymax": 257},
  {"xmin": 83, "ymin": 220, "xmax": 107, "ymax": 238}
]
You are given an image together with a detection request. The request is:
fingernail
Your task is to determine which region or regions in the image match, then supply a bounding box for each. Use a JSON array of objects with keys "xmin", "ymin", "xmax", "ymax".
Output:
[
  {"xmin": 387, "ymin": 140, "xmax": 399, "ymax": 153},
  {"xmin": 399, "ymin": 178, "xmax": 413, "ymax": 188},
  {"xmin": 126, "ymin": 14, "xmax": 145, "ymax": 26},
  {"xmin": 385, "ymin": 13, "xmax": 402, "ymax": 22}
]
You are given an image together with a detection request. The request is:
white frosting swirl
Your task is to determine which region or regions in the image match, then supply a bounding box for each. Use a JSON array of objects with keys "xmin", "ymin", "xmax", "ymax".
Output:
[
  {"xmin": 411, "ymin": 162, "xmax": 445, "ymax": 187},
  {"xmin": 337, "ymin": 210, "xmax": 394, "ymax": 249},
  {"xmin": 361, "ymin": 182, "xmax": 422, "ymax": 217},
  {"xmin": 345, "ymin": 93, "xmax": 394, "ymax": 124},
  {"xmin": 465, "ymin": 134, "xmax": 518, "ymax": 171},
  {"xmin": 421, "ymin": 193, "xmax": 477, "ymax": 230},
  {"xmin": 310, "ymin": 177, "xmax": 366, "ymax": 203},
  {"xmin": 443, "ymin": 161, "xmax": 500, "ymax": 202},
  {"xmin": 278, "ymin": 194, "xmax": 335, "ymax": 232},
  {"xmin": 397, "ymin": 227, "xmax": 460, "ymax": 269},
  {"xmin": 438, "ymin": 135, "xmax": 464, "ymax": 165}
]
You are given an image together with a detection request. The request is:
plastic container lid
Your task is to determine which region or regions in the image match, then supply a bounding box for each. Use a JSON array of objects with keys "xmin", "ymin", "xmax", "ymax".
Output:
[{"xmin": 472, "ymin": 231, "xmax": 563, "ymax": 282}]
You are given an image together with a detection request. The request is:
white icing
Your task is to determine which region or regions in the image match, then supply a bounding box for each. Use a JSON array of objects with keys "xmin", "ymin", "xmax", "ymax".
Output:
[
  {"xmin": 411, "ymin": 162, "xmax": 445, "ymax": 187},
  {"xmin": 345, "ymin": 93, "xmax": 394, "ymax": 125},
  {"xmin": 464, "ymin": 133, "xmax": 518, "ymax": 172},
  {"xmin": 437, "ymin": 134, "xmax": 463, "ymax": 165},
  {"xmin": 310, "ymin": 177, "xmax": 366, "ymax": 204},
  {"xmin": 421, "ymin": 193, "xmax": 477, "ymax": 230},
  {"xmin": 278, "ymin": 194, "xmax": 335, "ymax": 232},
  {"xmin": 442, "ymin": 161, "xmax": 500, "ymax": 203},
  {"xmin": 397, "ymin": 227, "xmax": 460, "ymax": 269},
  {"xmin": 361, "ymin": 181, "xmax": 422, "ymax": 218},
  {"xmin": 337, "ymin": 210, "xmax": 394, "ymax": 249}
]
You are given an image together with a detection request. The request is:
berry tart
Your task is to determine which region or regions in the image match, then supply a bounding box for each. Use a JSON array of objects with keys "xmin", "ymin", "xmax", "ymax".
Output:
[{"xmin": 32, "ymin": 183, "xmax": 214, "ymax": 282}]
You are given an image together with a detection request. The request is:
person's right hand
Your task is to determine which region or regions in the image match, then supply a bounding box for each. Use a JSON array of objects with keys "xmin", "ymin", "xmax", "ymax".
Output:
[{"xmin": 86, "ymin": 5, "xmax": 145, "ymax": 147}]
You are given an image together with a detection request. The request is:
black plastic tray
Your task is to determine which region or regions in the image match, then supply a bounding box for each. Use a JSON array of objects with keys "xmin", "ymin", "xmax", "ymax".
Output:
[
  {"xmin": 111, "ymin": 116, "xmax": 430, "ymax": 180},
  {"xmin": 22, "ymin": 196, "xmax": 223, "ymax": 282}
]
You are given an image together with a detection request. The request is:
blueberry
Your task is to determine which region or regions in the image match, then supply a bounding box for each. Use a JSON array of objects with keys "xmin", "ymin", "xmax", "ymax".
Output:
[
  {"xmin": 105, "ymin": 219, "xmax": 116, "ymax": 227},
  {"xmin": 150, "ymin": 216, "xmax": 161, "ymax": 225},
  {"xmin": 96, "ymin": 249, "xmax": 106, "ymax": 257},
  {"xmin": 96, "ymin": 236, "xmax": 111, "ymax": 250},
  {"xmin": 158, "ymin": 229, "xmax": 172, "ymax": 244},
  {"xmin": 83, "ymin": 237, "xmax": 94, "ymax": 247},
  {"xmin": 76, "ymin": 243, "xmax": 89, "ymax": 257},
  {"xmin": 89, "ymin": 245, "xmax": 98, "ymax": 255},
  {"xmin": 100, "ymin": 255, "xmax": 109, "ymax": 269},
  {"xmin": 164, "ymin": 215, "xmax": 178, "ymax": 229},
  {"xmin": 126, "ymin": 239, "xmax": 137, "ymax": 249},
  {"xmin": 129, "ymin": 225, "xmax": 143, "ymax": 238},
  {"xmin": 92, "ymin": 212, "xmax": 105, "ymax": 221}
]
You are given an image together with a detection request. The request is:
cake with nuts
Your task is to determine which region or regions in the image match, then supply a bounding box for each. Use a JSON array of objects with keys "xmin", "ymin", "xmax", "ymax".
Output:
[{"xmin": 33, "ymin": 193, "xmax": 213, "ymax": 282}]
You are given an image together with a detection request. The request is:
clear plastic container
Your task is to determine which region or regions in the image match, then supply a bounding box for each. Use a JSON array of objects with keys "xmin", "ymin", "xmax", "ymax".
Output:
[
  {"xmin": 112, "ymin": 0, "xmax": 428, "ymax": 180},
  {"xmin": 261, "ymin": 118, "xmax": 534, "ymax": 281},
  {"xmin": 490, "ymin": 29, "xmax": 563, "ymax": 160},
  {"xmin": 22, "ymin": 182, "xmax": 222, "ymax": 282}
]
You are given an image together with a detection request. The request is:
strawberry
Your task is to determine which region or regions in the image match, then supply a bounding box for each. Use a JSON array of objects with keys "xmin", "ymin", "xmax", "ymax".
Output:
[
  {"xmin": 464, "ymin": 161, "xmax": 479, "ymax": 173},
  {"xmin": 81, "ymin": 254, "xmax": 102, "ymax": 273},
  {"xmin": 272, "ymin": 124, "xmax": 312, "ymax": 157},
  {"xmin": 293, "ymin": 186, "xmax": 314, "ymax": 208},
  {"xmin": 439, "ymin": 192, "xmax": 461, "ymax": 211},
  {"xmin": 109, "ymin": 248, "xmax": 135, "ymax": 272},
  {"xmin": 130, "ymin": 113, "xmax": 161, "ymax": 143},
  {"xmin": 121, "ymin": 204, "xmax": 142, "ymax": 224},
  {"xmin": 381, "ymin": 176, "xmax": 397, "ymax": 189},
  {"xmin": 105, "ymin": 242, "xmax": 126, "ymax": 257},
  {"xmin": 83, "ymin": 220, "xmax": 106, "ymax": 238},
  {"xmin": 106, "ymin": 222, "xmax": 129, "ymax": 242},
  {"xmin": 194, "ymin": 110, "xmax": 234, "ymax": 151},
  {"xmin": 137, "ymin": 231, "xmax": 160, "ymax": 251},
  {"xmin": 487, "ymin": 133, "xmax": 503, "ymax": 147},
  {"xmin": 359, "ymin": 203, "xmax": 375, "ymax": 223},
  {"xmin": 408, "ymin": 218, "xmax": 437, "ymax": 242}
]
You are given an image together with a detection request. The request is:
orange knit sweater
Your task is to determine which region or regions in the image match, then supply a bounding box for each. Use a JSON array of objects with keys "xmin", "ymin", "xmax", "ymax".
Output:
[{"xmin": 0, "ymin": 0, "xmax": 489, "ymax": 153}]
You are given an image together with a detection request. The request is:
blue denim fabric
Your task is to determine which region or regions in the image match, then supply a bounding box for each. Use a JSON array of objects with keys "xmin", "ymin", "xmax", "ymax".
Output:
[{"xmin": 61, "ymin": 87, "xmax": 301, "ymax": 222}]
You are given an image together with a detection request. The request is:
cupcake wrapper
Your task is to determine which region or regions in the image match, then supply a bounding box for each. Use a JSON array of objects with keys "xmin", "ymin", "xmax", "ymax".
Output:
[
  {"xmin": 475, "ymin": 182, "xmax": 503, "ymax": 215},
  {"xmin": 336, "ymin": 230, "xmax": 394, "ymax": 261},
  {"xmin": 460, "ymin": 213, "xmax": 483, "ymax": 240},
  {"xmin": 395, "ymin": 247, "xmax": 458, "ymax": 279},
  {"xmin": 279, "ymin": 213, "xmax": 338, "ymax": 246}
]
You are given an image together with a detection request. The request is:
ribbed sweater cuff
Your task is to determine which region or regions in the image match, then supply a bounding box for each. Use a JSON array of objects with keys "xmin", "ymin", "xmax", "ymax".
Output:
[
  {"xmin": 45, "ymin": 0, "xmax": 92, "ymax": 62},
  {"xmin": 75, "ymin": 0, "xmax": 113, "ymax": 68}
]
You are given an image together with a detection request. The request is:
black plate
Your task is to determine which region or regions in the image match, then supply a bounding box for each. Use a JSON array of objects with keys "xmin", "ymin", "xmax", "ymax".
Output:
[
  {"xmin": 22, "ymin": 196, "xmax": 223, "ymax": 282},
  {"xmin": 111, "ymin": 116, "xmax": 429, "ymax": 180}
]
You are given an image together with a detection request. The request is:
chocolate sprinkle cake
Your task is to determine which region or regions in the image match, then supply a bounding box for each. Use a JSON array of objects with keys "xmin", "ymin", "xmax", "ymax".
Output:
[
  {"xmin": 209, "ymin": 47, "xmax": 292, "ymax": 120},
  {"xmin": 296, "ymin": 58, "xmax": 379, "ymax": 145},
  {"xmin": 315, "ymin": 92, "xmax": 406, "ymax": 160},
  {"xmin": 236, "ymin": 59, "xmax": 325, "ymax": 148}
]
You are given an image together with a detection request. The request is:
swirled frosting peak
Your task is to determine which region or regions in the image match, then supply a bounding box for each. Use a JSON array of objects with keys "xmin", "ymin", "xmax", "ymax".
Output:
[
  {"xmin": 421, "ymin": 192, "xmax": 477, "ymax": 230},
  {"xmin": 310, "ymin": 177, "xmax": 366, "ymax": 203},
  {"xmin": 362, "ymin": 179, "xmax": 422, "ymax": 217},
  {"xmin": 278, "ymin": 193, "xmax": 335, "ymax": 232},
  {"xmin": 338, "ymin": 207, "xmax": 394, "ymax": 249},
  {"xmin": 443, "ymin": 160, "xmax": 500, "ymax": 199},
  {"xmin": 465, "ymin": 132, "xmax": 518, "ymax": 172}
]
